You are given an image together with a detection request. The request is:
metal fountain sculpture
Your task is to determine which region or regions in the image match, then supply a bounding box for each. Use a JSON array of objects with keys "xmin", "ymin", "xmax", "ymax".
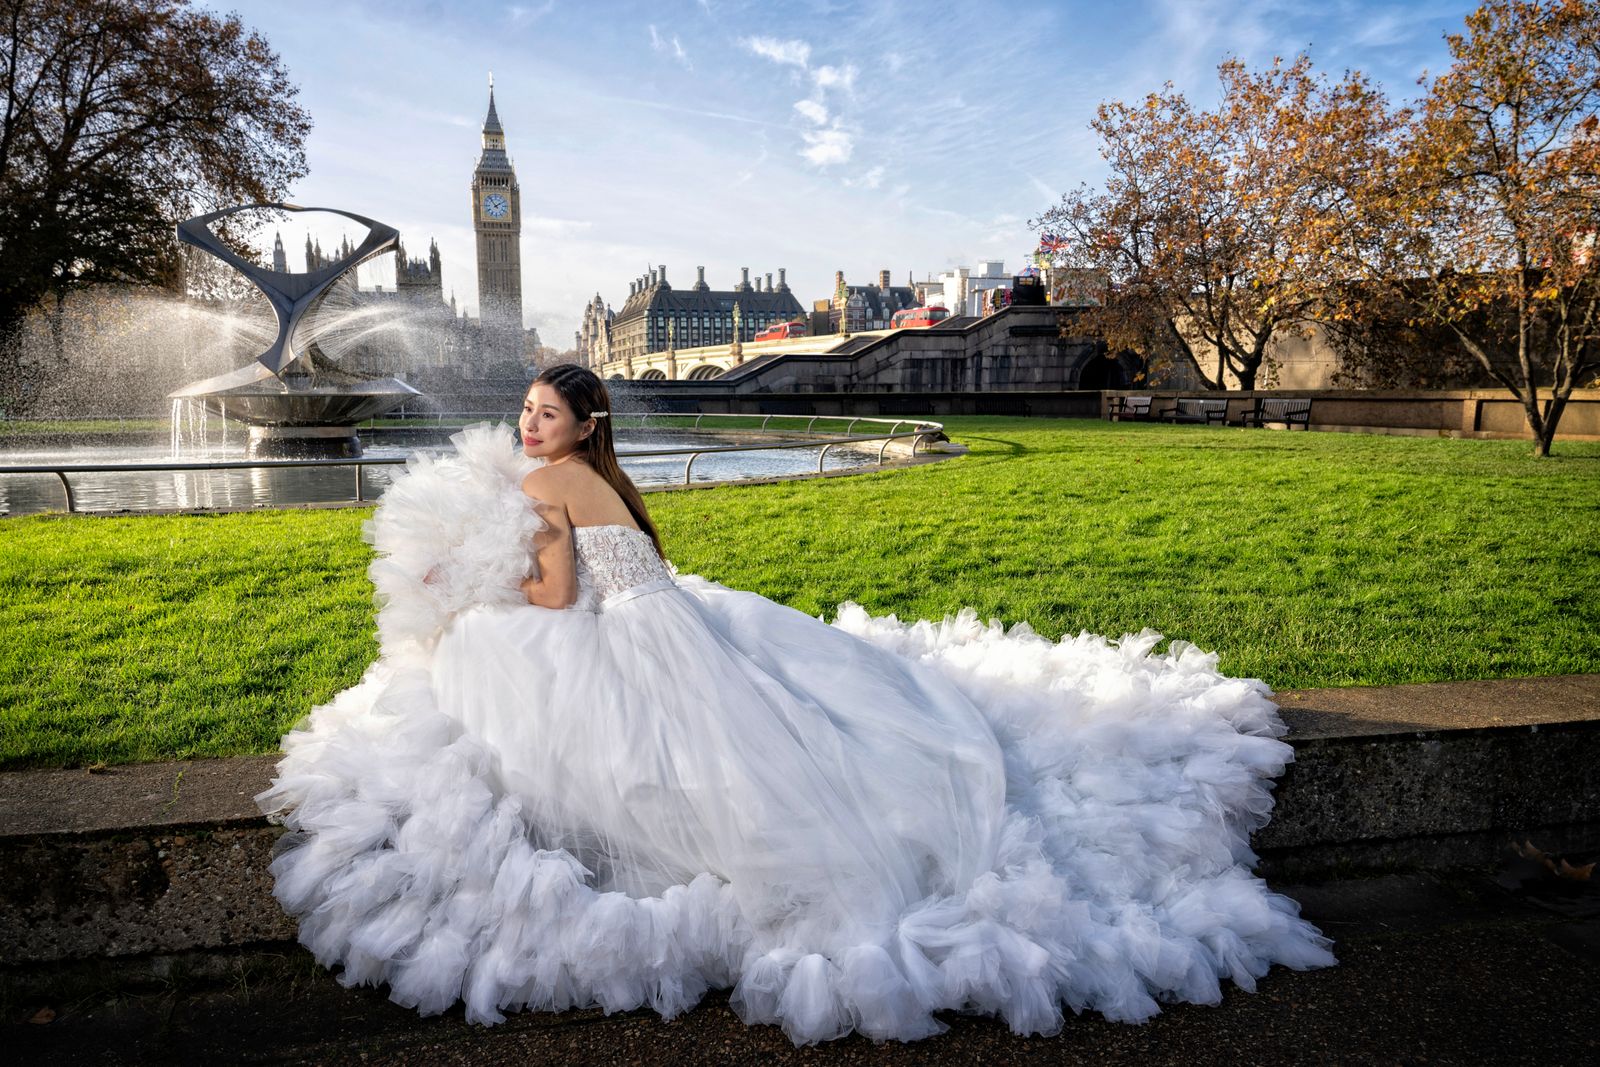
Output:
[{"xmin": 168, "ymin": 203, "xmax": 421, "ymax": 458}]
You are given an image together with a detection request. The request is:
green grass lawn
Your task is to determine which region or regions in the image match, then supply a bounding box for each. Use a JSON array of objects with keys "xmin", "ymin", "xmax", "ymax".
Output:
[
  {"xmin": 2, "ymin": 417, "xmax": 1596, "ymax": 769},
  {"xmin": 0, "ymin": 417, "xmax": 169, "ymax": 437}
]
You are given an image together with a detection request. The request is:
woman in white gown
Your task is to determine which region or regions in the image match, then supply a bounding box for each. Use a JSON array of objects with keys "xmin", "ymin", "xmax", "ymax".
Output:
[{"xmin": 258, "ymin": 364, "xmax": 1334, "ymax": 1045}]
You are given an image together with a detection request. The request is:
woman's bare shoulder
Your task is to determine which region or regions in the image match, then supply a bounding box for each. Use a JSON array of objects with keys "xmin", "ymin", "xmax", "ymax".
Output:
[
  {"xmin": 521, "ymin": 464, "xmax": 581, "ymax": 521},
  {"xmin": 530, "ymin": 461, "xmax": 635, "ymax": 527},
  {"xmin": 521, "ymin": 463, "xmax": 566, "ymax": 499},
  {"xmin": 522, "ymin": 461, "xmax": 611, "ymax": 505}
]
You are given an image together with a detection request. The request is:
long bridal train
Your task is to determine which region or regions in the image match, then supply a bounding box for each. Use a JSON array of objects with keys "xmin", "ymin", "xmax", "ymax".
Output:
[{"xmin": 257, "ymin": 423, "xmax": 1333, "ymax": 1045}]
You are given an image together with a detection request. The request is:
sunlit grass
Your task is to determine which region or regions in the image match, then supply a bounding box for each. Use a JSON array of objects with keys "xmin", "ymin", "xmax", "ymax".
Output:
[
  {"xmin": 0, "ymin": 418, "xmax": 168, "ymax": 436},
  {"xmin": 2, "ymin": 417, "xmax": 1595, "ymax": 769}
]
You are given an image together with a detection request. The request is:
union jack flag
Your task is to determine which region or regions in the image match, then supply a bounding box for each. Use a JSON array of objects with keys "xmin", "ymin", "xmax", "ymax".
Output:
[{"xmin": 1037, "ymin": 232, "xmax": 1068, "ymax": 253}]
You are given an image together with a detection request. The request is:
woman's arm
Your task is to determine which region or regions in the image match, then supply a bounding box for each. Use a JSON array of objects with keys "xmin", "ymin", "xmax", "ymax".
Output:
[{"xmin": 519, "ymin": 469, "xmax": 578, "ymax": 608}]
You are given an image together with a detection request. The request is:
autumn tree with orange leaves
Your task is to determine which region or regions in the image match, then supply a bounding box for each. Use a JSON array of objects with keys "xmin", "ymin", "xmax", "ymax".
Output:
[
  {"xmin": 1360, "ymin": 0, "xmax": 1600, "ymax": 456},
  {"xmin": 1036, "ymin": 56, "xmax": 1395, "ymax": 391}
]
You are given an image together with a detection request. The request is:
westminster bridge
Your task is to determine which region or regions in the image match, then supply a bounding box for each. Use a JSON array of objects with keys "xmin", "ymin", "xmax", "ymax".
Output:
[{"xmin": 593, "ymin": 306, "xmax": 1130, "ymax": 393}]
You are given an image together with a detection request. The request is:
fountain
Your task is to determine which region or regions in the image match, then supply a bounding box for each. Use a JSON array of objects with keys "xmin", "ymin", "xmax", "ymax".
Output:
[{"xmin": 168, "ymin": 204, "xmax": 421, "ymax": 457}]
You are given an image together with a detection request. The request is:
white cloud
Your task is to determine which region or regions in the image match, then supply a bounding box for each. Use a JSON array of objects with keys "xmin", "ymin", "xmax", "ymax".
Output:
[
  {"xmin": 741, "ymin": 35, "xmax": 812, "ymax": 68},
  {"xmin": 506, "ymin": 2, "xmax": 555, "ymax": 27},
  {"xmin": 843, "ymin": 165, "xmax": 885, "ymax": 189},
  {"xmin": 1024, "ymin": 171, "xmax": 1059, "ymax": 203},
  {"xmin": 812, "ymin": 64, "xmax": 857, "ymax": 93},
  {"xmin": 648, "ymin": 25, "xmax": 691, "ymax": 69},
  {"xmin": 793, "ymin": 99, "xmax": 829, "ymax": 125},
  {"xmin": 801, "ymin": 127, "xmax": 853, "ymax": 167}
]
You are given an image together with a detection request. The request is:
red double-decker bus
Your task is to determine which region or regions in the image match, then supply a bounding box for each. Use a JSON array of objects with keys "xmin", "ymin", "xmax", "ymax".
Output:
[
  {"xmin": 754, "ymin": 320, "xmax": 807, "ymax": 341},
  {"xmin": 890, "ymin": 306, "xmax": 950, "ymax": 329}
]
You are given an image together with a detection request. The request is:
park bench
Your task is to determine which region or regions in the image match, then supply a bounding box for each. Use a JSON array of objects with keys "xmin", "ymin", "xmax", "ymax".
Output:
[
  {"xmin": 1157, "ymin": 397, "xmax": 1229, "ymax": 425},
  {"xmin": 1106, "ymin": 395, "xmax": 1153, "ymax": 421},
  {"xmin": 1233, "ymin": 397, "xmax": 1314, "ymax": 430}
]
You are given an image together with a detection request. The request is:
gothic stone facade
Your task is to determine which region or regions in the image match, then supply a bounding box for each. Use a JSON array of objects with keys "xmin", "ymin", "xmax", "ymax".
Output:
[
  {"xmin": 604, "ymin": 266, "xmax": 803, "ymax": 368},
  {"xmin": 471, "ymin": 82, "xmax": 523, "ymax": 333}
]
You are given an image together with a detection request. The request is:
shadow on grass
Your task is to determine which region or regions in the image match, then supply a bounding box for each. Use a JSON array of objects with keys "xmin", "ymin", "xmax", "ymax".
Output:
[{"xmin": 953, "ymin": 435, "xmax": 1032, "ymax": 456}]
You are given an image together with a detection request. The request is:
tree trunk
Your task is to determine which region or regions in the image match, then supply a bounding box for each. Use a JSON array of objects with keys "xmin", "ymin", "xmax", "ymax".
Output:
[
  {"xmin": 1536, "ymin": 393, "xmax": 1570, "ymax": 458},
  {"xmin": 0, "ymin": 298, "xmax": 29, "ymax": 415},
  {"xmin": 1518, "ymin": 393, "xmax": 1550, "ymax": 458}
]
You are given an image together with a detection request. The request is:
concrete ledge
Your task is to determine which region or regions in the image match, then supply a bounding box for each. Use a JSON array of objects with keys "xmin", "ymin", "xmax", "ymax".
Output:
[
  {"xmin": 3, "ymin": 675, "xmax": 1596, "ymax": 965},
  {"xmin": 1103, "ymin": 388, "xmax": 1600, "ymax": 441}
]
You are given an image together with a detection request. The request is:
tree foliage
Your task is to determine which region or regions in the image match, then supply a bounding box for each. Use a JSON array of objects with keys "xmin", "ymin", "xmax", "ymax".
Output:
[
  {"xmin": 1363, "ymin": 0, "xmax": 1600, "ymax": 455},
  {"xmin": 0, "ymin": 0, "xmax": 309, "ymax": 410},
  {"xmin": 1044, "ymin": 1, "xmax": 1600, "ymax": 454},
  {"xmin": 1037, "ymin": 56, "xmax": 1396, "ymax": 391}
]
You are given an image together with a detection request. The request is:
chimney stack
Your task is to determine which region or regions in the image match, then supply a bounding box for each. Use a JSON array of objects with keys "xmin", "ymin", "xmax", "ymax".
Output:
[
  {"xmin": 778, "ymin": 268, "xmax": 789, "ymax": 292},
  {"xmin": 629, "ymin": 280, "xmax": 636, "ymax": 297},
  {"xmin": 879, "ymin": 269, "xmax": 891, "ymax": 290},
  {"xmin": 740, "ymin": 266, "xmax": 751, "ymax": 291},
  {"xmin": 755, "ymin": 276, "xmax": 763, "ymax": 292},
  {"xmin": 658, "ymin": 264, "xmax": 669, "ymax": 289},
  {"xmin": 695, "ymin": 266, "xmax": 708, "ymax": 291},
  {"xmin": 766, "ymin": 272, "xmax": 774, "ymax": 292},
  {"xmin": 649, "ymin": 268, "xmax": 658, "ymax": 287}
]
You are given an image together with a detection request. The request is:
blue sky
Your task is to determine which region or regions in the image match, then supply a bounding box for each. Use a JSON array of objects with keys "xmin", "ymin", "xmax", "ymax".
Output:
[{"xmin": 214, "ymin": 0, "xmax": 1477, "ymax": 347}]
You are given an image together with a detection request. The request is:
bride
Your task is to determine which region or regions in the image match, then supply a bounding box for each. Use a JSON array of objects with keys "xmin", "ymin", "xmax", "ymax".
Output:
[{"xmin": 257, "ymin": 363, "xmax": 1334, "ymax": 1045}]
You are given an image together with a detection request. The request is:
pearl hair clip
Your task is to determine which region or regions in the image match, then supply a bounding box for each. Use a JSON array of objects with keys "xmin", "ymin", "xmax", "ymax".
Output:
[{"xmin": 590, "ymin": 410, "xmax": 609, "ymax": 418}]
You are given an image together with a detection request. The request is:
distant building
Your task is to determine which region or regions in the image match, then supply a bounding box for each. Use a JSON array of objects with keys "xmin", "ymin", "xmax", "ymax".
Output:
[
  {"xmin": 826, "ymin": 270, "xmax": 921, "ymax": 332},
  {"xmin": 577, "ymin": 293, "xmax": 614, "ymax": 368},
  {"xmin": 304, "ymin": 233, "xmax": 354, "ymax": 273},
  {"xmin": 605, "ymin": 265, "xmax": 803, "ymax": 367},
  {"xmin": 394, "ymin": 237, "xmax": 444, "ymax": 304},
  {"xmin": 247, "ymin": 78, "xmax": 536, "ymax": 388},
  {"xmin": 471, "ymin": 78, "xmax": 523, "ymax": 334},
  {"xmin": 915, "ymin": 260, "xmax": 1011, "ymax": 316}
]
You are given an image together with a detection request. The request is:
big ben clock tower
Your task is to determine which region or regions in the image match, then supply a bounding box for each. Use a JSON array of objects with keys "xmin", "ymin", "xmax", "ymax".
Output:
[{"xmin": 471, "ymin": 75, "xmax": 523, "ymax": 333}]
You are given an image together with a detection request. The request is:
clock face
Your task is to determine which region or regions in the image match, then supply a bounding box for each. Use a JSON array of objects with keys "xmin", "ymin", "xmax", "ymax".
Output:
[{"xmin": 483, "ymin": 194, "xmax": 509, "ymax": 219}]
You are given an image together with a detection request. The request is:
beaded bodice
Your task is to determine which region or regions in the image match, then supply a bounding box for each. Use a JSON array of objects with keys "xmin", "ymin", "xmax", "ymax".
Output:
[{"xmin": 572, "ymin": 524, "xmax": 673, "ymax": 607}]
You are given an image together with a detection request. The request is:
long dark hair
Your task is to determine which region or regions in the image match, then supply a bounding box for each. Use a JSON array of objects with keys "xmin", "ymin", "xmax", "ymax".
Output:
[{"xmin": 530, "ymin": 364, "xmax": 664, "ymax": 559}]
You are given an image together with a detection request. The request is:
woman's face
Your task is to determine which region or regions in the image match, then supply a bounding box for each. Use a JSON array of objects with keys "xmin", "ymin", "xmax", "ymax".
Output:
[{"xmin": 520, "ymin": 383, "xmax": 592, "ymax": 461}]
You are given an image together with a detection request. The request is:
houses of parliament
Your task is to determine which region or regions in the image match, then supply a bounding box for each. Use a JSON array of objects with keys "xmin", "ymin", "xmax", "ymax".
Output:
[{"xmin": 267, "ymin": 81, "xmax": 536, "ymax": 382}]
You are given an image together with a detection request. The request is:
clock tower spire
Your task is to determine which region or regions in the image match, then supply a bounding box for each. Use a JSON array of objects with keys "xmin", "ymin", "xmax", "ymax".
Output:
[{"xmin": 472, "ymin": 73, "xmax": 523, "ymax": 337}]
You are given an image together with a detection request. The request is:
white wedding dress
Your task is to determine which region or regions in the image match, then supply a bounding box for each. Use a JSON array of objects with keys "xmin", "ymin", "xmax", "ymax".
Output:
[{"xmin": 258, "ymin": 424, "xmax": 1333, "ymax": 1045}]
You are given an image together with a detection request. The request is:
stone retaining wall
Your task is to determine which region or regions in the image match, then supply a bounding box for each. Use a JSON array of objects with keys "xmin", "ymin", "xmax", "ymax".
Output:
[
  {"xmin": 4, "ymin": 693, "xmax": 1597, "ymax": 965},
  {"xmin": 1104, "ymin": 388, "xmax": 1600, "ymax": 440}
]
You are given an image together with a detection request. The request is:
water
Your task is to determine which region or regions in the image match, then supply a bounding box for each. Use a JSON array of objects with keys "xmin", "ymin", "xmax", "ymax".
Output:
[{"xmin": 0, "ymin": 431, "xmax": 885, "ymax": 516}]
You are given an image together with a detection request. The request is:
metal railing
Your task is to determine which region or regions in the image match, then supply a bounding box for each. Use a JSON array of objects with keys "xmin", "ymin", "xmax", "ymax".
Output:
[
  {"xmin": 0, "ymin": 414, "xmax": 943, "ymax": 514},
  {"xmin": 613, "ymin": 413, "xmax": 943, "ymax": 483}
]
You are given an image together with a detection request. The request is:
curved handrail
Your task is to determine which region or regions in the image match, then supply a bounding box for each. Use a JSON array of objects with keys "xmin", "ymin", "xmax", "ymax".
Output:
[{"xmin": 0, "ymin": 417, "xmax": 944, "ymax": 513}]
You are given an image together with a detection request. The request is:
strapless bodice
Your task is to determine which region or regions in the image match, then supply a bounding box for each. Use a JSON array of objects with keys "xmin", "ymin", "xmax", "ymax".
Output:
[{"xmin": 572, "ymin": 524, "xmax": 674, "ymax": 607}]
